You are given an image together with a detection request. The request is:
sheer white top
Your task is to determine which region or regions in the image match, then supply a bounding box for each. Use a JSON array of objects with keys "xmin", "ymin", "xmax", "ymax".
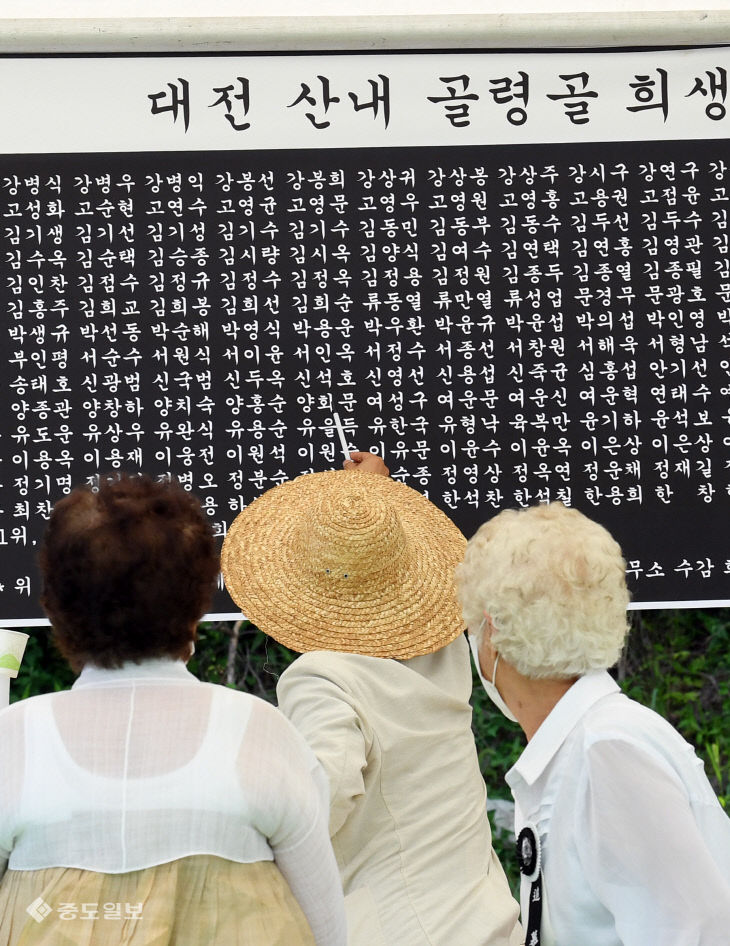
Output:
[{"xmin": 0, "ymin": 659, "xmax": 346, "ymax": 946}]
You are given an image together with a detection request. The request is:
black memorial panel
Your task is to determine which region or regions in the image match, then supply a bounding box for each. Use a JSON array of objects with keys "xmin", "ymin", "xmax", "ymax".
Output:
[{"xmin": 1, "ymin": 139, "xmax": 729, "ymax": 618}]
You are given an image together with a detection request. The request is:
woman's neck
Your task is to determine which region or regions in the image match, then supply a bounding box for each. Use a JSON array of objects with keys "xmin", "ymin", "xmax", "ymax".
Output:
[{"xmin": 499, "ymin": 660, "xmax": 577, "ymax": 741}]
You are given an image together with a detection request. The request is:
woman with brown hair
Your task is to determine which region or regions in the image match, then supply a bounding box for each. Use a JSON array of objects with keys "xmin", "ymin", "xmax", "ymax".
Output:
[{"xmin": 0, "ymin": 474, "xmax": 345, "ymax": 946}]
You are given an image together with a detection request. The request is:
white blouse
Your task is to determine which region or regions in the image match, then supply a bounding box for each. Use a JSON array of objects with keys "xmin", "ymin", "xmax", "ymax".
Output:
[
  {"xmin": 506, "ymin": 670, "xmax": 730, "ymax": 946},
  {"xmin": 0, "ymin": 659, "xmax": 346, "ymax": 946}
]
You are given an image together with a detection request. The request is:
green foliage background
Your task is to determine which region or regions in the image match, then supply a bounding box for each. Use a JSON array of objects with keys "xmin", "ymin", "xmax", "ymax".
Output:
[{"xmin": 13, "ymin": 608, "xmax": 730, "ymax": 893}]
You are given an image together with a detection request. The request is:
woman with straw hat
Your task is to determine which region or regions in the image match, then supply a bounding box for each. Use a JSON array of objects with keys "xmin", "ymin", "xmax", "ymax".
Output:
[{"xmin": 221, "ymin": 458, "xmax": 522, "ymax": 946}]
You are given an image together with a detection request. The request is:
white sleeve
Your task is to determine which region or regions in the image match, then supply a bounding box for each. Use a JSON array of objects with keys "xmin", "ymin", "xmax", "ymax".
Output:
[
  {"xmin": 277, "ymin": 657, "xmax": 370, "ymax": 837},
  {"xmin": 239, "ymin": 699, "xmax": 347, "ymax": 946},
  {"xmin": 0, "ymin": 703, "xmax": 25, "ymax": 878},
  {"xmin": 578, "ymin": 738, "xmax": 730, "ymax": 945},
  {"xmin": 273, "ymin": 796, "xmax": 348, "ymax": 946}
]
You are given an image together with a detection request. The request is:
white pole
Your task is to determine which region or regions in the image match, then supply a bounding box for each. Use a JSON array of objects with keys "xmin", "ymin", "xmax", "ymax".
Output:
[{"xmin": 333, "ymin": 413, "xmax": 352, "ymax": 462}]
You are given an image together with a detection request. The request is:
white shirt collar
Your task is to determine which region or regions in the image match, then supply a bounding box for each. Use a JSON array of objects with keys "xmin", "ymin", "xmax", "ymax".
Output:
[
  {"xmin": 72, "ymin": 657, "xmax": 197, "ymax": 689},
  {"xmin": 506, "ymin": 670, "xmax": 620, "ymax": 788}
]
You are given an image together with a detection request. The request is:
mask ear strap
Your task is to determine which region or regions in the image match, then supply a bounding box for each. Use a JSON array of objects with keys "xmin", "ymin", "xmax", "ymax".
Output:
[{"xmin": 492, "ymin": 653, "xmax": 501, "ymax": 687}]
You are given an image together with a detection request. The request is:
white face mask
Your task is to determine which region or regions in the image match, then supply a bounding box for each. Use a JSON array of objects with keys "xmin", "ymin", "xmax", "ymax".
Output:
[{"xmin": 468, "ymin": 620, "xmax": 519, "ymax": 723}]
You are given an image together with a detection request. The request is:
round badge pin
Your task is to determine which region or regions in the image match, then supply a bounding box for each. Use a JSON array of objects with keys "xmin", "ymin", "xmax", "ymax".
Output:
[{"xmin": 516, "ymin": 824, "xmax": 542, "ymax": 882}]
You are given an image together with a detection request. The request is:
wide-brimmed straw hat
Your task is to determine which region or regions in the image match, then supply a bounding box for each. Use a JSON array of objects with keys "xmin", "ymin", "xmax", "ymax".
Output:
[{"xmin": 221, "ymin": 469, "xmax": 467, "ymax": 659}]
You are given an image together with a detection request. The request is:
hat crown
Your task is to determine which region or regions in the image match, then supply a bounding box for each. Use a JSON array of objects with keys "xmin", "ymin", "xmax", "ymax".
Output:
[
  {"xmin": 300, "ymin": 484, "xmax": 407, "ymax": 583},
  {"xmin": 221, "ymin": 468, "xmax": 467, "ymax": 658}
]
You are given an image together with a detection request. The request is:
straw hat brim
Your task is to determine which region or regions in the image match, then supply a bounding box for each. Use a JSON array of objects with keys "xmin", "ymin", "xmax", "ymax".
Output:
[{"xmin": 221, "ymin": 470, "xmax": 467, "ymax": 659}]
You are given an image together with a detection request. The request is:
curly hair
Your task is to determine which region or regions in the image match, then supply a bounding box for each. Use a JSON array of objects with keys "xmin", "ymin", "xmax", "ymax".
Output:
[
  {"xmin": 39, "ymin": 474, "xmax": 219, "ymax": 671},
  {"xmin": 455, "ymin": 502, "xmax": 630, "ymax": 680}
]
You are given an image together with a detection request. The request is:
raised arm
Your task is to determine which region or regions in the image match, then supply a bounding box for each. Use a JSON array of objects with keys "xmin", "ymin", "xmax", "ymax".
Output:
[{"xmin": 277, "ymin": 654, "xmax": 370, "ymax": 838}]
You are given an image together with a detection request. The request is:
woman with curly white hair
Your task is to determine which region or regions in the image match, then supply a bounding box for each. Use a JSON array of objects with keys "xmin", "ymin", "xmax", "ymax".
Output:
[{"xmin": 456, "ymin": 501, "xmax": 730, "ymax": 946}]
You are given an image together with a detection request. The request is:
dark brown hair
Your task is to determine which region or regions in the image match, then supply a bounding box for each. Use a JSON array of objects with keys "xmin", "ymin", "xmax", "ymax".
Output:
[{"xmin": 39, "ymin": 474, "xmax": 219, "ymax": 671}]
